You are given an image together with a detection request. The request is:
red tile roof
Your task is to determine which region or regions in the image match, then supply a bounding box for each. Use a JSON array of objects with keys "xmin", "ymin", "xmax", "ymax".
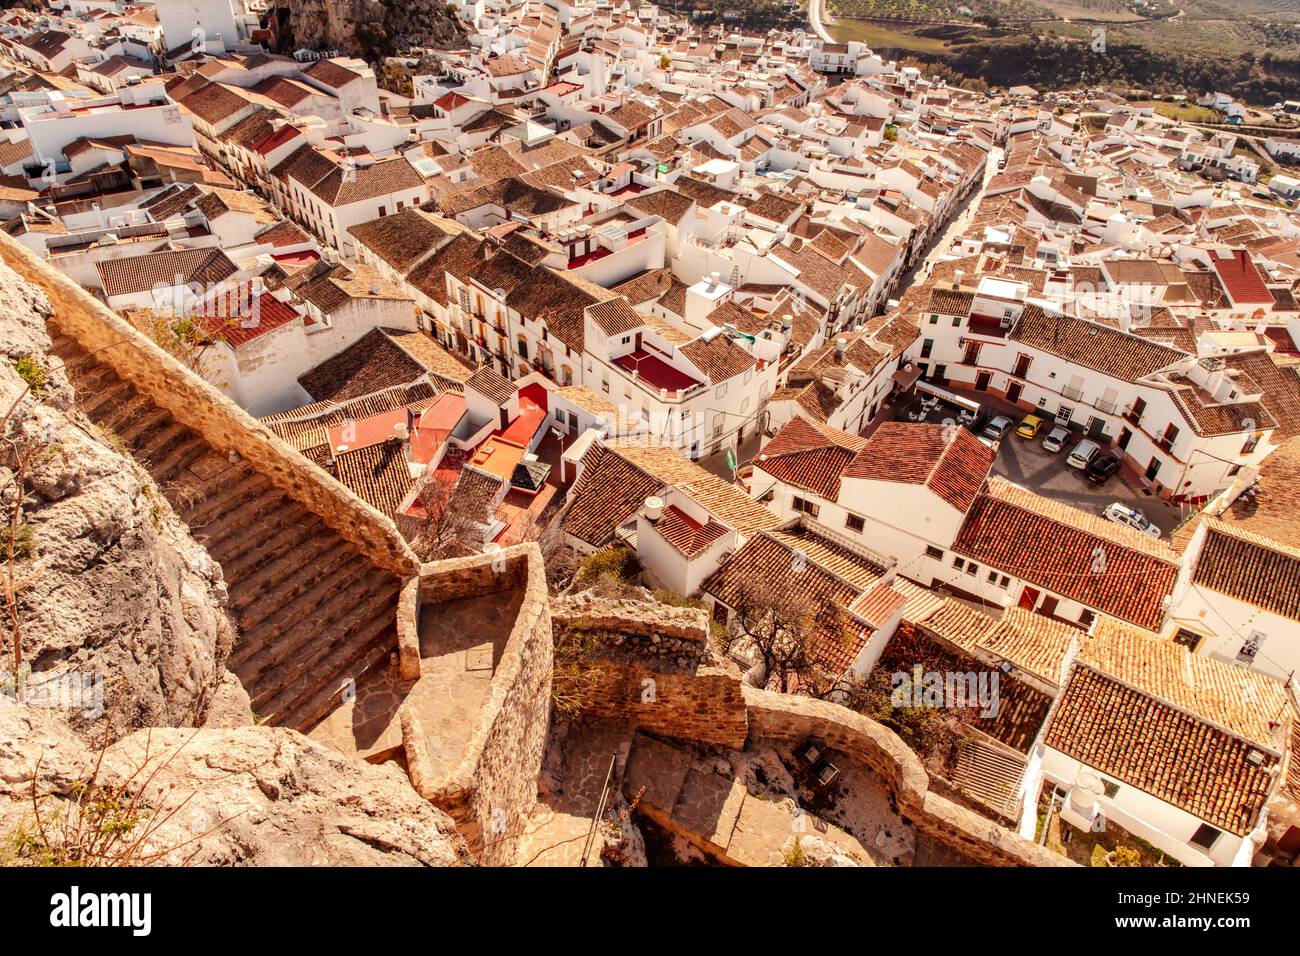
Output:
[
  {"xmin": 954, "ymin": 480, "xmax": 1179, "ymax": 630},
  {"xmin": 754, "ymin": 416, "xmax": 866, "ymax": 500},
  {"xmin": 843, "ymin": 422, "xmax": 993, "ymax": 513},
  {"xmin": 652, "ymin": 505, "xmax": 729, "ymax": 557},
  {"xmin": 1211, "ymin": 249, "xmax": 1273, "ymax": 306}
]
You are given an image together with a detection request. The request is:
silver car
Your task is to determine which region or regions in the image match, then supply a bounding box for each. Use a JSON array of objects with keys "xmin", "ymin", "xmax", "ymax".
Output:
[{"xmin": 1042, "ymin": 426, "xmax": 1070, "ymax": 453}]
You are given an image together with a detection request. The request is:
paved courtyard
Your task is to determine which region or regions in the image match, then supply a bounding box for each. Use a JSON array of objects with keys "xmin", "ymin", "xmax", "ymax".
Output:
[{"xmin": 311, "ymin": 588, "xmax": 525, "ymax": 773}]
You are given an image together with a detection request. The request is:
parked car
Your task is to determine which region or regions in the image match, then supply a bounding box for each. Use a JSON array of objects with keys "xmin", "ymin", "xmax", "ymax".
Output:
[
  {"xmin": 1042, "ymin": 426, "xmax": 1071, "ymax": 453},
  {"xmin": 1085, "ymin": 454, "xmax": 1121, "ymax": 485},
  {"xmin": 979, "ymin": 415, "xmax": 1013, "ymax": 447},
  {"xmin": 1102, "ymin": 503, "xmax": 1161, "ymax": 538},
  {"xmin": 1066, "ymin": 438, "xmax": 1101, "ymax": 470},
  {"xmin": 1016, "ymin": 415, "xmax": 1045, "ymax": 439}
]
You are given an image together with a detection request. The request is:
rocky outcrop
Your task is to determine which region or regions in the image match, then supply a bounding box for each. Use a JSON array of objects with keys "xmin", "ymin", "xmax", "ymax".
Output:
[
  {"xmin": 281, "ymin": 0, "xmax": 467, "ymax": 56},
  {"xmin": 0, "ymin": 703, "xmax": 469, "ymax": 866},
  {"xmin": 0, "ymin": 259, "xmax": 235, "ymax": 741}
]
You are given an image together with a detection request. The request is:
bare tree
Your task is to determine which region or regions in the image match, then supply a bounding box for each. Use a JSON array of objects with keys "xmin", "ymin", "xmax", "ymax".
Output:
[
  {"xmin": 721, "ymin": 583, "xmax": 852, "ymax": 698},
  {"xmin": 407, "ymin": 465, "xmax": 482, "ymax": 560}
]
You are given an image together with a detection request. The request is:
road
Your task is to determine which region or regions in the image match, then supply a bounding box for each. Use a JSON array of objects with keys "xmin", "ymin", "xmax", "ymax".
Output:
[
  {"xmin": 808, "ymin": 0, "xmax": 834, "ymax": 43},
  {"xmin": 898, "ymin": 144, "xmax": 1003, "ymax": 290}
]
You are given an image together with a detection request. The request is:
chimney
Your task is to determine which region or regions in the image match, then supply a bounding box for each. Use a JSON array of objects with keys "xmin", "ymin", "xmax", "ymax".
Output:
[
  {"xmin": 644, "ymin": 495, "xmax": 664, "ymax": 522},
  {"xmin": 835, "ymin": 336, "xmax": 847, "ymax": 360},
  {"xmin": 781, "ymin": 313, "xmax": 793, "ymax": 332},
  {"xmin": 881, "ymin": 557, "xmax": 897, "ymax": 587}
]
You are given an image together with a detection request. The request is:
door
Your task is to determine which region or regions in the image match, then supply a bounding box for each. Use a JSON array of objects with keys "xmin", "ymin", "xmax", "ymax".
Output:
[
  {"xmin": 1087, "ymin": 416, "xmax": 1106, "ymax": 439},
  {"xmin": 1018, "ymin": 586, "xmax": 1040, "ymax": 611},
  {"xmin": 1117, "ymin": 427, "xmax": 1132, "ymax": 451},
  {"xmin": 1040, "ymin": 595, "xmax": 1059, "ymax": 618},
  {"xmin": 1006, "ymin": 382, "xmax": 1023, "ymax": 405},
  {"xmin": 975, "ymin": 370, "xmax": 991, "ymax": 392}
]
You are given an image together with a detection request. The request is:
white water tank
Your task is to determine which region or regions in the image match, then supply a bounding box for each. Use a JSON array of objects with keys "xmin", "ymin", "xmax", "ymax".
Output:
[{"xmin": 643, "ymin": 495, "xmax": 664, "ymax": 521}]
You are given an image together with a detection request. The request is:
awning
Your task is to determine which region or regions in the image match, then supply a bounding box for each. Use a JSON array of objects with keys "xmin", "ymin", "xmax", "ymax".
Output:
[{"xmin": 891, "ymin": 362, "xmax": 922, "ymax": 391}]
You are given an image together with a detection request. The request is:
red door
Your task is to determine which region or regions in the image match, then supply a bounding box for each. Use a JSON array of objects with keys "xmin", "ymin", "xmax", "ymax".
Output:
[
  {"xmin": 1018, "ymin": 586, "xmax": 1040, "ymax": 611},
  {"xmin": 1007, "ymin": 382, "xmax": 1023, "ymax": 405},
  {"xmin": 975, "ymin": 371, "xmax": 992, "ymax": 392}
]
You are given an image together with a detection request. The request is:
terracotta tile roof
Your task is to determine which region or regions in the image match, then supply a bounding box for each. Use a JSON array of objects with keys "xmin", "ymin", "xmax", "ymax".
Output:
[
  {"xmin": 261, "ymin": 382, "xmax": 437, "ymax": 463},
  {"xmin": 506, "ymin": 264, "xmax": 613, "ymax": 353},
  {"xmin": 625, "ymin": 188, "xmax": 694, "ymax": 223},
  {"xmin": 304, "ymin": 58, "xmax": 361, "ymax": 89},
  {"xmin": 407, "ymin": 233, "xmax": 488, "ymax": 307},
  {"xmin": 283, "ymin": 260, "xmax": 411, "ymax": 315},
  {"xmin": 843, "ymin": 422, "xmax": 993, "ymax": 513},
  {"xmin": 587, "ymin": 296, "xmax": 645, "ymax": 336},
  {"xmin": 384, "ymin": 329, "xmax": 471, "ymax": 387},
  {"xmin": 346, "ymin": 208, "xmax": 459, "ymax": 273},
  {"xmin": 298, "ymin": 327, "xmax": 426, "ymax": 403},
  {"xmin": 1223, "ymin": 349, "xmax": 1300, "ymax": 442},
  {"xmin": 309, "ymin": 156, "xmax": 425, "ymax": 207},
  {"xmin": 96, "ymin": 247, "xmax": 236, "ymax": 297},
  {"xmin": 1211, "ymin": 249, "xmax": 1274, "ymax": 306},
  {"xmin": 333, "ymin": 437, "xmax": 413, "ymax": 517},
  {"xmin": 680, "ymin": 332, "xmax": 754, "ymax": 383},
  {"xmin": 562, "ymin": 443, "xmax": 662, "ymax": 546},
  {"xmin": 1047, "ymin": 618, "xmax": 1289, "ymax": 835},
  {"xmin": 652, "ymin": 505, "xmax": 730, "ymax": 557},
  {"xmin": 0, "ymin": 136, "xmax": 33, "ymax": 168},
  {"xmin": 1207, "ymin": 437, "xmax": 1300, "ymax": 548},
  {"xmin": 954, "ymin": 478, "xmax": 1180, "ymax": 631},
  {"xmin": 919, "ymin": 600, "xmax": 1078, "ymax": 687},
  {"xmin": 703, "ymin": 530, "xmax": 868, "ymax": 675},
  {"xmin": 1191, "ymin": 519, "xmax": 1300, "ymax": 623},
  {"xmin": 1010, "ymin": 308, "xmax": 1186, "ymax": 384},
  {"xmin": 610, "ymin": 440, "xmax": 779, "ymax": 538},
  {"xmin": 755, "ymin": 416, "xmax": 866, "ymax": 499},
  {"xmin": 465, "ymin": 366, "xmax": 517, "ymax": 406},
  {"xmin": 768, "ymin": 380, "xmax": 840, "ymax": 424},
  {"xmin": 180, "ymin": 82, "xmax": 250, "ymax": 126}
]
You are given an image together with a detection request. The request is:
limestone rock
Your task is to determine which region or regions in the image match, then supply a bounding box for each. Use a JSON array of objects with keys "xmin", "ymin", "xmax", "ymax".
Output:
[
  {"xmin": 283, "ymin": 0, "xmax": 466, "ymax": 55},
  {"xmin": 0, "ymin": 258, "xmax": 235, "ymax": 741},
  {"xmin": 0, "ymin": 701, "xmax": 469, "ymax": 866}
]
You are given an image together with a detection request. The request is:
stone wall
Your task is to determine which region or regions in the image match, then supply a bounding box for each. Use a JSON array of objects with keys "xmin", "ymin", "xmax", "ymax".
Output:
[
  {"xmin": 405, "ymin": 544, "xmax": 553, "ymax": 866},
  {"xmin": 552, "ymin": 596, "xmax": 748, "ymax": 750},
  {"xmin": 742, "ymin": 686, "xmax": 1075, "ymax": 867},
  {"xmin": 0, "ymin": 233, "xmax": 418, "ymax": 578},
  {"xmin": 743, "ymin": 686, "xmax": 929, "ymax": 817}
]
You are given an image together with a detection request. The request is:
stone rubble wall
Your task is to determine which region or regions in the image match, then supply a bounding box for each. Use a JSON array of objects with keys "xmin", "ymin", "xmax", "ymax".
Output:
[
  {"xmin": 742, "ymin": 686, "xmax": 1075, "ymax": 867},
  {"xmin": 0, "ymin": 234, "xmax": 418, "ymax": 579},
  {"xmin": 551, "ymin": 595, "xmax": 748, "ymax": 749},
  {"xmin": 403, "ymin": 545, "xmax": 553, "ymax": 866}
]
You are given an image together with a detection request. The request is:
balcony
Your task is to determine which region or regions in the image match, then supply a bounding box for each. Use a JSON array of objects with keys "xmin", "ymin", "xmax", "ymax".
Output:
[
  {"xmin": 1123, "ymin": 408, "xmax": 1144, "ymax": 427},
  {"xmin": 1062, "ymin": 386, "xmax": 1083, "ymax": 402},
  {"xmin": 1095, "ymin": 398, "xmax": 1119, "ymax": 415}
]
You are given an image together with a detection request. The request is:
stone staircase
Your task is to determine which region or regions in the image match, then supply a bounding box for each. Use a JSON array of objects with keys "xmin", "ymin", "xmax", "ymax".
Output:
[{"xmin": 49, "ymin": 328, "xmax": 402, "ymax": 732}]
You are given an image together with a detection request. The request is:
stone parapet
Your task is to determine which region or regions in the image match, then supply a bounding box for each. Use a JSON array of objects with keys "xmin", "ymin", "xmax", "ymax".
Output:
[{"xmin": 0, "ymin": 233, "xmax": 418, "ymax": 578}]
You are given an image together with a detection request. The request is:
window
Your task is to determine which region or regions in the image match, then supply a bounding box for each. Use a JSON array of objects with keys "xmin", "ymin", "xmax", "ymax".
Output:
[
  {"xmin": 601, "ymin": 376, "xmax": 609, "ymax": 393},
  {"xmin": 845, "ymin": 514, "xmax": 865, "ymax": 533},
  {"xmin": 953, "ymin": 557, "xmax": 966, "ymax": 571},
  {"xmin": 792, "ymin": 496, "xmax": 819, "ymax": 517},
  {"xmin": 928, "ymin": 314, "xmax": 938, "ymax": 325},
  {"xmin": 1227, "ymin": 464, "xmax": 1243, "ymax": 477},
  {"xmin": 1102, "ymin": 779, "xmax": 1120, "ymax": 800},
  {"xmin": 715, "ymin": 383, "xmax": 727, "ymax": 399},
  {"xmin": 1242, "ymin": 434, "xmax": 1260, "ymax": 454},
  {"xmin": 1079, "ymin": 609, "xmax": 1095, "ymax": 628},
  {"xmin": 921, "ymin": 338, "xmax": 934, "ymax": 358},
  {"xmin": 986, "ymin": 570, "xmax": 999, "ymax": 584},
  {"xmin": 1189, "ymin": 824, "xmax": 1221, "ymax": 851},
  {"xmin": 925, "ymin": 546, "xmax": 945, "ymax": 560},
  {"xmin": 965, "ymin": 562, "xmax": 978, "ymax": 576},
  {"xmin": 997, "ymin": 574, "xmax": 1010, "ymax": 588},
  {"xmin": 1173, "ymin": 629, "xmax": 1203, "ymax": 652},
  {"xmin": 952, "ymin": 316, "xmax": 962, "ymax": 327}
]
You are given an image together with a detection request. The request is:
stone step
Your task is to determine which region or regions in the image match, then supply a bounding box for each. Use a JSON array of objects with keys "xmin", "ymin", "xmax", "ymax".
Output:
[
  {"xmin": 149, "ymin": 434, "xmax": 212, "ymax": 485},
  {"xmin": 81, "ymin": 378, "xmax": 135, "ymax": 420},
  {"xmin": 280, "ymin": 638, "xmax": 395, "ymax": 734},
  {"xmin": 134, "ymin": 420, "xmax": 195, "ymax": 469},
  {"xmin": 48, "ymin": 334, "xmax": 83, "ymax": 361},
  {"xmin": 98, "ymin": 393, "xmax": 155, "ymax": 433},
  {"xmin": 192, "ymin": 489, "xmax": 294, "ymax": 558},
  {"xmin": 227, "ymin": 534, "xmax": 357, "ymax": 619},
  {"xmin": 248, "ymin": 584, "xmax": 398, "ymax": 719},
  {"xmin": 69, "ymin": 362, "xmax": 119, "ymax": 393},
  {"xmin": 179, "ymin": 470, "xmax": 270, "ymax": 528},
  {"xmin": 217, "ymin": 513, "xmax": 324, "ymax": 583},
  {"xmin": 118, "ymin": 406, "xmax": 173, "ymax": 447}
]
